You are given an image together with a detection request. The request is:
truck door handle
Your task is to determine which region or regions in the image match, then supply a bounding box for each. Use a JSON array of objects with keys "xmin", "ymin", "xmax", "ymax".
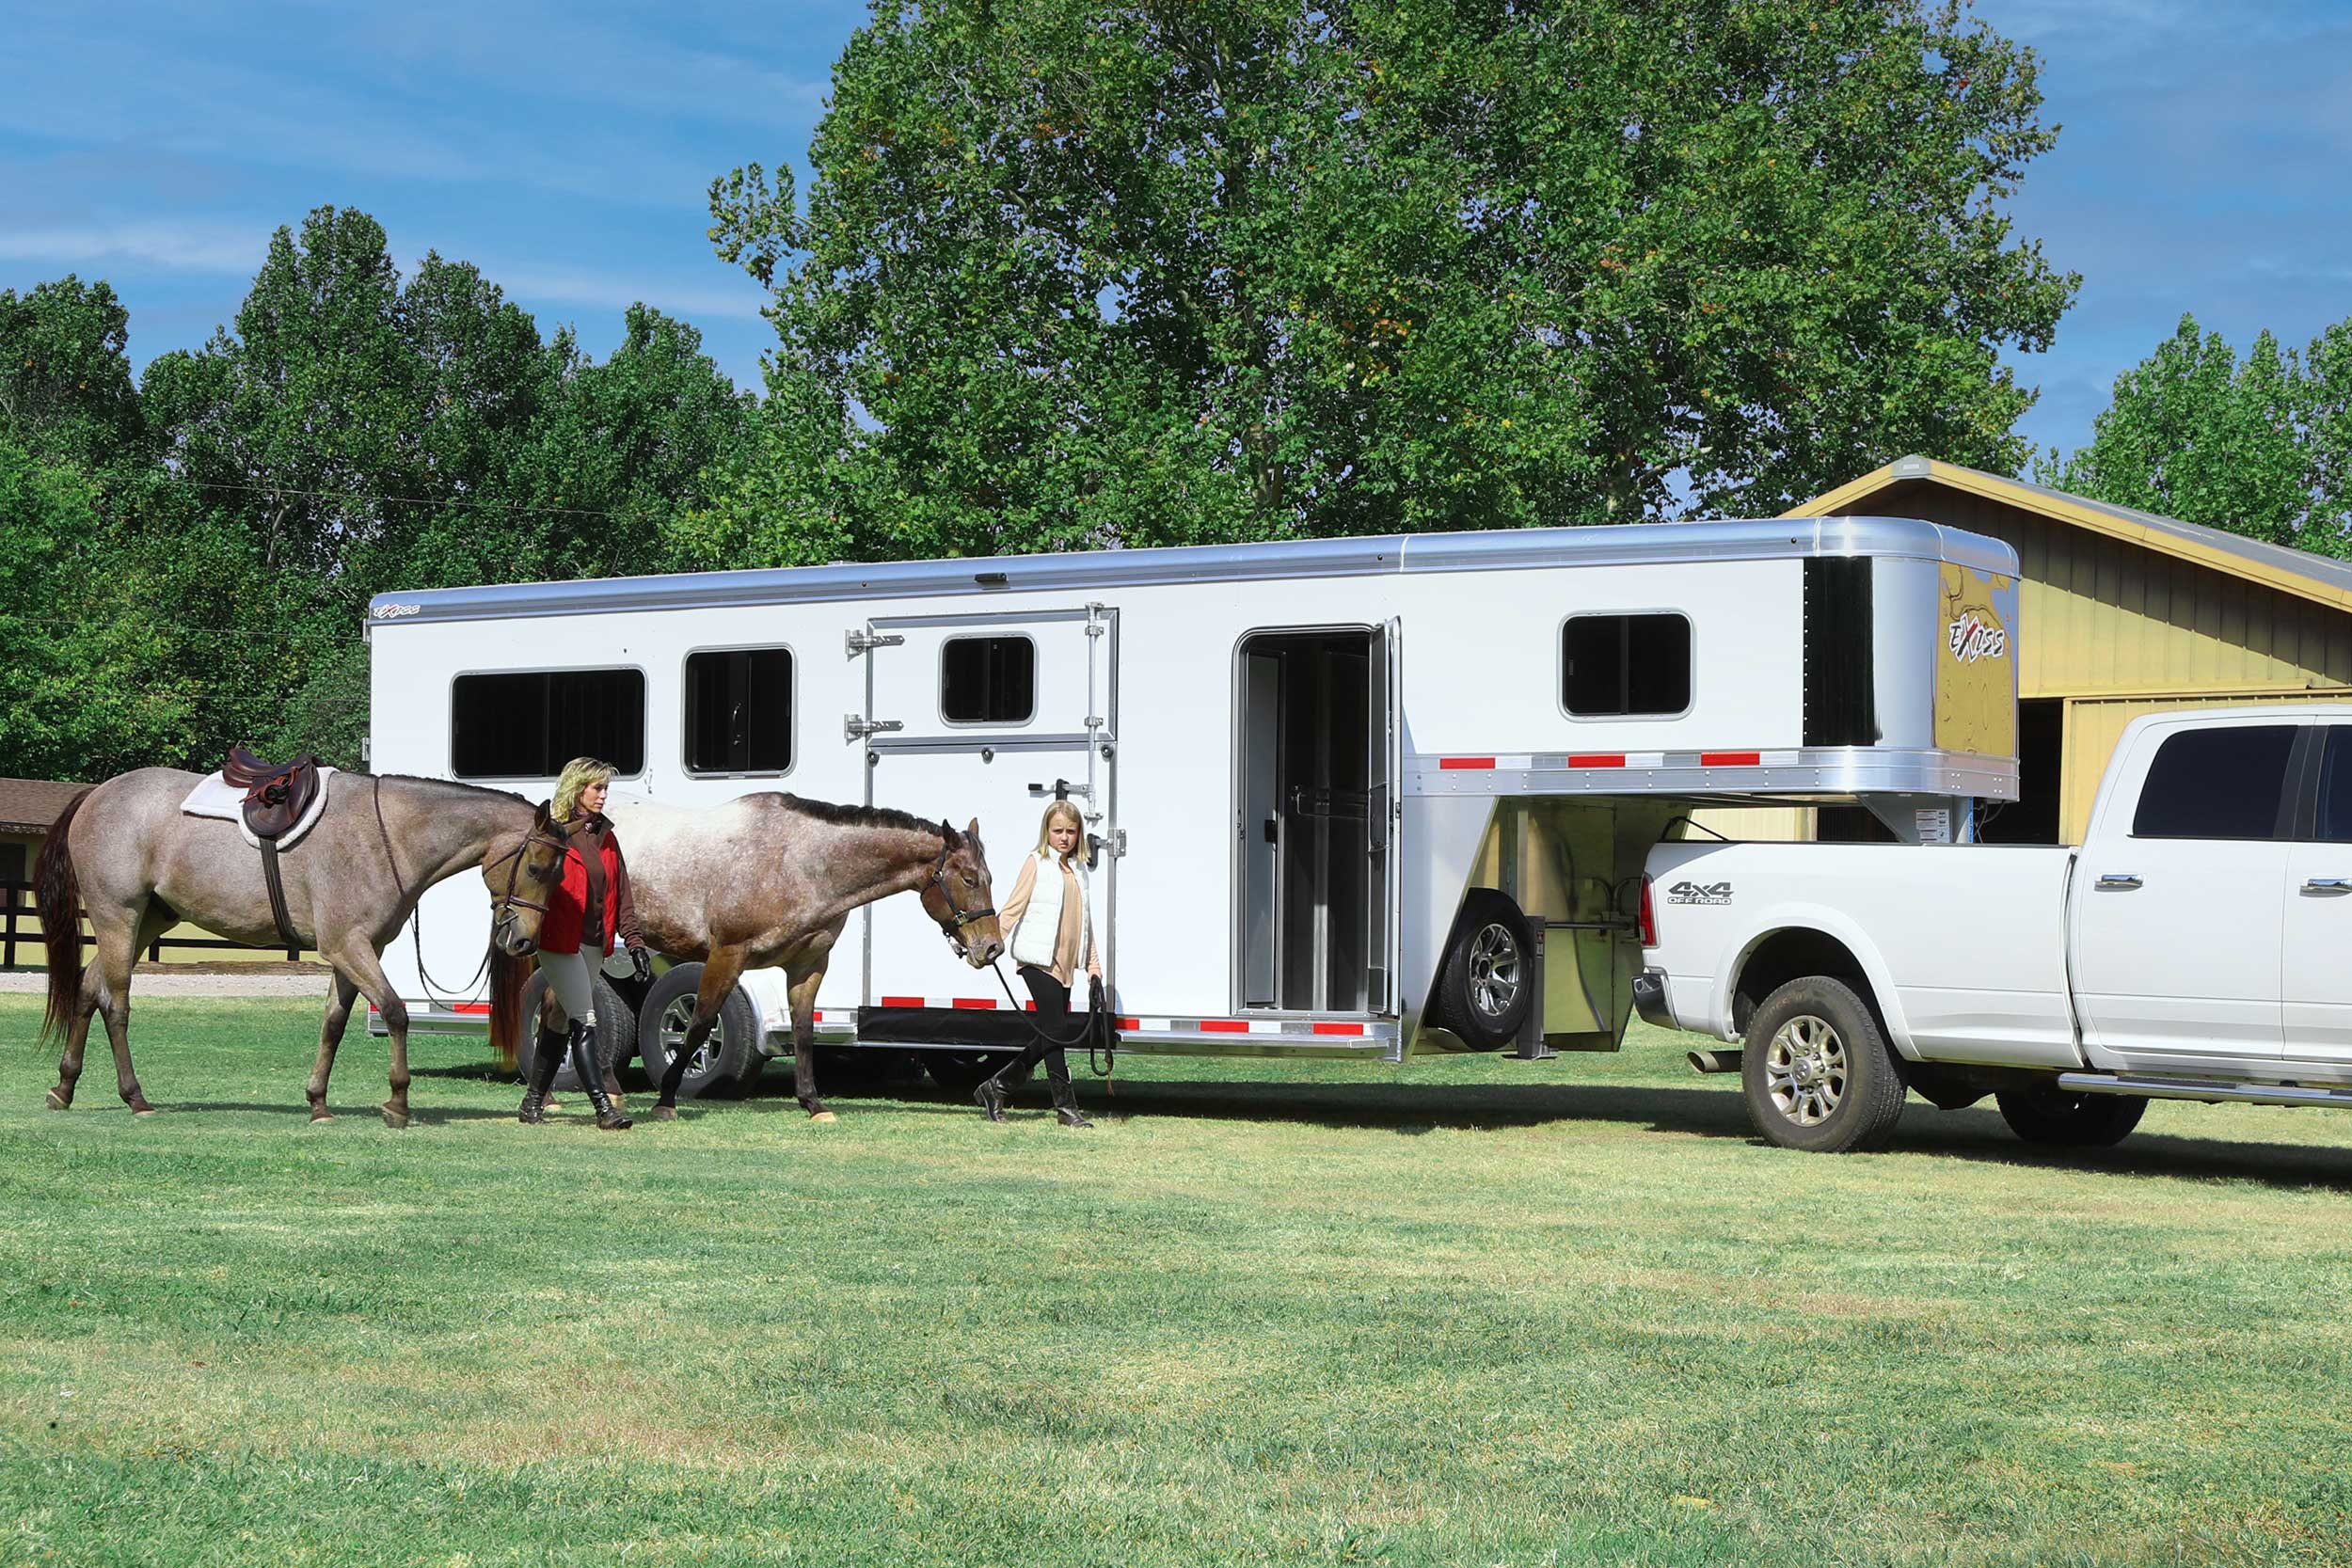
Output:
[
  {"xmin": 2304, "ymin": 878, "xmax": 2352, "ymax": 895},
  {"xmin": 2095, "ymin": 874, "xmax": 2143, "ymax": 891}
]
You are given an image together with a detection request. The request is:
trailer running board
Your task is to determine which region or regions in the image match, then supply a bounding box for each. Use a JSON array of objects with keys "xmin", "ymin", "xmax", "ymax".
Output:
[{"xmin": 2057, "ymin": 1072, "xmax": 2352, "ymax": 1109}]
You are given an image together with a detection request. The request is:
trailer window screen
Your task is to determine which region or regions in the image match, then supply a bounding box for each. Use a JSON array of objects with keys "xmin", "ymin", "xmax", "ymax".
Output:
[
  {"xmin": 941, "ymin": 635, "xmax": 1036, "ymax": 725},
  {"xmin": 2132, "ymin": 725, "xmax": 2295, "ymax": 840},
  {"xmin": 1563, "ymin": 614, "xmax": 1690, "ymax": 717},
  {"xmin": 684, "ymin": 647, "xmax": 794, "ymax": 774},
  {"xmin": 451, "ymin": 669, "xmax": 644, "ymax": 779}
]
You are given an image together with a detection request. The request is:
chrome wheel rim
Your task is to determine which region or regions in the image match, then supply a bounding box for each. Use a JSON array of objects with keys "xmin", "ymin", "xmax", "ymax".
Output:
[
  {"xmin": 1764, "ymin": 1014, "xmax": 1847, "ymax": 1127},
  {"xmin": 1466, "ymin": 923, "xmax": 1522, "ymax": 1019},
  {"xmin": 660, "ymin": 995, "xmax": 719, "ymax": 1080}
]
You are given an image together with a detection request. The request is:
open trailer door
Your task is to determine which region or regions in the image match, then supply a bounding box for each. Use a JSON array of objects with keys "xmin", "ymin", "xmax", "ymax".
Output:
[{"xmin": 1369, "ymin": 616, "xmax": 1402, "ymax": 1017}]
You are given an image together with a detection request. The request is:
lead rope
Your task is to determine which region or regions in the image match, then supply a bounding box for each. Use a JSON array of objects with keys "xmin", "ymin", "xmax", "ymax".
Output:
[
  {"xmin": 372, "ymin": 776, "xmax": 496, "ymax": 1007},
  {"xmin": 988, "ymin": 958, "xmax": 1115, "ymax": 1079}
]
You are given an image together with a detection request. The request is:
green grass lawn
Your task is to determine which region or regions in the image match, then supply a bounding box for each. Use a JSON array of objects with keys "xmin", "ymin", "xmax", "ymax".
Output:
[{"xmin": 3, "ymin": 995, "xmax": 2349, "ymax": 1567}]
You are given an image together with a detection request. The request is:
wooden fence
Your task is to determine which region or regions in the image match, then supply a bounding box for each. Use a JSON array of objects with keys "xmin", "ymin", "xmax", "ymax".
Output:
[{"xmin": 1, "ymin": 880, "xmax": 303, "ymax": 968}]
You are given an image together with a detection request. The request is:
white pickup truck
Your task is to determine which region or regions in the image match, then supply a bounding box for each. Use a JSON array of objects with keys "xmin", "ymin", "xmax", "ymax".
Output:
[{"xmin": 1634, "ymin": 706, "xmax": 2352, "ymax": 1152}]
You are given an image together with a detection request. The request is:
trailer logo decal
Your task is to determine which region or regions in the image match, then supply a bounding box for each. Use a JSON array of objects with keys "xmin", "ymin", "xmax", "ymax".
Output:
[
  {"xmin": 1947, "ymin": 607, "xmax": 2008, "ymax": 664},
  {"xmin": 371, "ymin": 602, "xmax": 421, "ymax": 621},
  {"xmin": 1665, "ymin": 879, "xmax": 1733, "ymax": 906}
]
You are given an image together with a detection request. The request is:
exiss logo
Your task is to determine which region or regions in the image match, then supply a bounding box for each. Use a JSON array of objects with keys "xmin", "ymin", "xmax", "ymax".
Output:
[
  {"xmin": 1947, "ymin": 607, "xmax": 2008, "ymax": 664},
  {"xmin": 1665, "ymin": 879, "xmax": 1733, "ymax": 907}
]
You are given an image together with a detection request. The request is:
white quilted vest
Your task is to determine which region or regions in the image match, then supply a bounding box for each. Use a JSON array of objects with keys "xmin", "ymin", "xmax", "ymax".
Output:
[{"xmin": 1010, "ymin": 851, "xmax": 1091, "ymax": 971}]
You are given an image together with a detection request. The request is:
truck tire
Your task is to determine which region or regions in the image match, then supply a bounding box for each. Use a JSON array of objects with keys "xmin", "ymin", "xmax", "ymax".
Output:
[
  {"xmin": 1995, "ymin": 1083, "xmax": 2147, "ymax": 1148},
  {"xmin": 636, "ymin": 962, "xmax": 765, "ymax": 1099},
  {"xmin": 515, "ymin": 971, "xmax": 637, "ymax": 1090},
  {"xmin": 1741, "ymin": 975, "xmax": 1906, "ymax": 1153},
  {"xmin": 1427, "ymin": 891, "xmax": 1535, "ymax": 1050}
]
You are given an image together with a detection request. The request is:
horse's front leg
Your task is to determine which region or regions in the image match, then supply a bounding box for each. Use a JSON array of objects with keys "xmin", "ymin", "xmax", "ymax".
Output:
[
  {"xmin": 306, "ymin": 971, "xmax": 363, "ymax": 1122},
  {"xmin": 328, "ymin": 942, "xmax": 411, "ymax": 1129},
  {"xmin": 787, "ymin": 962, "xmax": 831, "ymax": 1122},
  {"xmin": 651, "ymin": 945, "xmax": 747, "ymax": 1121}
]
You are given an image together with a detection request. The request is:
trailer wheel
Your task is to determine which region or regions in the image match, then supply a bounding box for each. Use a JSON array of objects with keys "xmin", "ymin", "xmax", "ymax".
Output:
[
  {"xmin": 1741, "ymin": 976, "xmax": 1906, "ymax": 1153},
  {"xmin": 1995, "ymin": 1084, "xmax": 2147, "ymax": 1148},
  {"xmin": 924, "ymin": 1050, "xmax": 1015, "ymax": 1098},
  {"xmin": 515, "ymin": 972, "xmax": 637, "ymax": 1090},
  {"xmin": 636, "ymin": 962, "xmax": 765, "ymax": 1099},
  {"xmin": 1428, "ymin": 891, "xmax": 1535, "ymax": 1050}
]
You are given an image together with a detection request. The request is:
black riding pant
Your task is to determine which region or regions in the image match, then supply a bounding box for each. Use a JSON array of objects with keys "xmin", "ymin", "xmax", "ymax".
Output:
[{"xmin": 994, "ymin": 965, "xmax": 1077, "ymax": 1107}]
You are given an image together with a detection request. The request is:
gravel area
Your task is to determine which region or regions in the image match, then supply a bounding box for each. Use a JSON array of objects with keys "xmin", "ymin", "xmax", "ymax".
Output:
[{"xmin": 0, "ymin": 968, "xmax": 335, "ymax": 998}]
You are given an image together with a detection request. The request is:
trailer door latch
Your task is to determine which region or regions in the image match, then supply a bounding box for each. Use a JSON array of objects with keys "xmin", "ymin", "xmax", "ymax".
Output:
[
  {"xmin": 845, "ymin": 715, "xmax": 904, "ymax": 741},
  {"xmin": 846, "ymin": 628, "xmax": 905, "ymax": 657}
]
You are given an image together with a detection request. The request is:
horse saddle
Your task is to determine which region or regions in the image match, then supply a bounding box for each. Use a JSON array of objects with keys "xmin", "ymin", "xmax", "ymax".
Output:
[{"xmin": 223, "ymin": 746, "xmax": 321, "ymax": 842}]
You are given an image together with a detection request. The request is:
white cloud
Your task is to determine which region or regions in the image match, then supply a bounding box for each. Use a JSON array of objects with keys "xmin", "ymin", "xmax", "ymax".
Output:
[
  {"xmin": 485, "ymin": 261, "xmax": 771, "ymax": 321},
  {"xmin": 0, "ymin": 219, "xmax": 266, "ymax": 275}
]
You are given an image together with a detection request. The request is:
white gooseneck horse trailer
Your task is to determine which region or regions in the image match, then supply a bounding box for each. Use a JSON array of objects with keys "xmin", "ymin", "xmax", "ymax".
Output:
[{"xmin": 366, "ymin": 517, "xmax": 2018, "ymax": 1084}]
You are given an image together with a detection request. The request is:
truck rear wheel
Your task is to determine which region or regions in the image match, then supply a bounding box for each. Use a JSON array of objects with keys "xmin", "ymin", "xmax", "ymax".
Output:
[
  {"xmin": 1741, "ymin": 976, "xmax": 1906, "ymax": 1153},
  {"xmin": 1995, "ymin": 1084, "xmax": 2147, "ymax": 1148}
]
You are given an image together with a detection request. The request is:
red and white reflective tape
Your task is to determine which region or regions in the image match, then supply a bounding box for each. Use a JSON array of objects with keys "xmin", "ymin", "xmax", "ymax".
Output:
[
  {"xmin": 1430, "ymin": 750, "xmax": 1795, "ymax": 771},
  {"xmin": 876, "ymin": 994, "xmax": 1026, "ymax": 1011},
  {"xmin": 1117, "ymin": 1017, "xmax": 1370, "ymax": 1037}
]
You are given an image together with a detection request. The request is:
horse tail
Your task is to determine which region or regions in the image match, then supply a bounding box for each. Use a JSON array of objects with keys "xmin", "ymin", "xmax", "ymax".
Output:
[
  {"xmin": 36, "ymin": 790, "xmax": 92, "ymax": 1044},
  {"xmin": 486, "ymin": 943, "xmax": 529, "ymax": 1074}
]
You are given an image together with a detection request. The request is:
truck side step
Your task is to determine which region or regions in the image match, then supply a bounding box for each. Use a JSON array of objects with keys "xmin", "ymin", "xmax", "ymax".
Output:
[{"xmin": 2057, "ymin": 1072, "xmax": 2352, "ymax": 1109}]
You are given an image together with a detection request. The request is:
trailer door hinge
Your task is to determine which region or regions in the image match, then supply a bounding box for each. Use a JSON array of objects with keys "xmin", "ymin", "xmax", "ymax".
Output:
[
  {"xmin": 846, "ymin": 628, "xmax": 905, "ymax": 657},
  {"xmin": 845, "ymin": 715, "xmax": 904, "ymax": 741},
  {"xmin": 1104, "ymin": 829, "xmax": 1129, "ymax": 859}
]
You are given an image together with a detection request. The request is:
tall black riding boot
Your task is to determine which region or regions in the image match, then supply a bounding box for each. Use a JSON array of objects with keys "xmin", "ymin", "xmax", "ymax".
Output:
[
  {"xmin": 570, "ymin": 1020, "xmax": 632, "ymax": 1132},
  {"xmin": 1043, "ymin": 1049, "xmax": 1091, "ymax": 1129},
  {"xmin": 975, "ymin": 1047, "xmax": 1040, "ymax": 1122},
  {"xmin": 517, "ymin": 1024, "xmax": 564, "ymax": 1123}
]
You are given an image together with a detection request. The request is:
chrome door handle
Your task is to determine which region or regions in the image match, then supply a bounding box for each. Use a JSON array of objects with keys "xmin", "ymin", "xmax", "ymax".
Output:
[
  {"xmin": 2304, "ymin": 878, "xmax": 2352, "ymax": 895},
  {"xmin": 2095, "ymin": 874, "xmax": 2143, "ymax": 891}
]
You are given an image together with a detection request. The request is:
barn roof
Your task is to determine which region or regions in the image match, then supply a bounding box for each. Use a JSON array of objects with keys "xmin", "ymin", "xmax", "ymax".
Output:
[
  {"xmin": 0, "ymin": 777, "xmax": 90, "ymax": 835},
  {"xmin": 1791, "ymin": 455, "xmax": 2352, "ymax": 616}
]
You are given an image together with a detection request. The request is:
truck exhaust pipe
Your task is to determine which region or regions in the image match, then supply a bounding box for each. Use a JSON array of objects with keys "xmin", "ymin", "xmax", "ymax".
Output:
[{"xmin": 1686, "ymin": 1048, "xmax": 1742, "ymax": 1076}]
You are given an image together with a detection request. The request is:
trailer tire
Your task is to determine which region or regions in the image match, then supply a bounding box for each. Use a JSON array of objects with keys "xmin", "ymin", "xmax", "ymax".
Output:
[
  {"xmin": 1428, "ymin": 891, "xmax": 1535, "ymax": 1051},
  {"xmin": 1995, "ymin": 1084, "xmax": 2147, "ymax": 1148},
  {"xmin": 1741, "ymin": 976, "xmax": 1905, "ymax": 1153},
  {"xmin": 923, "ymin": 1050, "xmax": 1017, "ymax": 1098},
  {"xmin": 636, "ymin": 963, "xmax": 765, "ymax": 1099},
  {"xmin": 515, "ymin": 972, "xmax": 637, "ymax": 1090}
]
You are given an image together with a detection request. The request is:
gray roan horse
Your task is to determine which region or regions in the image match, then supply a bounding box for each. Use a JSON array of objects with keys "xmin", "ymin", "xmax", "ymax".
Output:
[
  {"xmin": 36, "ymin": 770, "xmax": 563, "ymax": 1126},
  {"xmin": 604, "ymin": 794, "xmax": 1005, "ymax": 1121}
]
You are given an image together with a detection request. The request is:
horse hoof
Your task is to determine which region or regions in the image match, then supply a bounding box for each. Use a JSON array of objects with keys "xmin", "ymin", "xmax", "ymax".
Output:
[
  {"xmin": 130, "ymin": 1105, "xmax": 158, "ymax": 1117},
  {"xmin": 649, "ymin": 1105, "xmax": 677, "ymax": 1122},
  {"xmin": 45, "ymin": 1088, "xmax": 69, "ymax": 1112},
  {"xmin": 310, "ymin": 1109, "xmax": 335, "ymax": 1124},
  {"xmin": 380, "ymin": 1104, "xmax": 410, "ymax": 1130},
  {"xmin": 808, "ymin": 1110, "xmax": 839, "ymax": 1124}
]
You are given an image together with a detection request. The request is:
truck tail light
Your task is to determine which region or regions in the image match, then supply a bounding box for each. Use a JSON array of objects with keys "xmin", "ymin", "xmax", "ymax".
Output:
[{"xmin": 1639, "ymin": 875, "xmax": 1659, "ymax": 948}]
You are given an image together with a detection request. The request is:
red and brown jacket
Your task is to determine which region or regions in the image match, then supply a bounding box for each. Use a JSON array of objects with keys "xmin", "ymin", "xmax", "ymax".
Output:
[{"xmin": 539, "ymin": 813, "xmax": 641, "ymax": 957}]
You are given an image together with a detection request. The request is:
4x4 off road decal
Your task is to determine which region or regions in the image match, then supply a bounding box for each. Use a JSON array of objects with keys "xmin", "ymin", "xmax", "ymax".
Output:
[{"xmin": 1666, "ymin": 879, "xmax": 1733, "ymax": 906}]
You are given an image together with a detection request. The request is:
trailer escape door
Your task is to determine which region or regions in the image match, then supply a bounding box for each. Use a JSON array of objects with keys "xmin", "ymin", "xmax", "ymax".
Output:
[{"xmin": 854, "ymin": 606, "xmax": 1116, "ymax": 1008}]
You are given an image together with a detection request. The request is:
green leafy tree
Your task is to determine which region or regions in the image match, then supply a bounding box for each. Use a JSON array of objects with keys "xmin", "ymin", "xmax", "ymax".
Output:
[
  {"xmin": 706, "ymin": 0, "xmax": 2075, "ymax": 561},
  {"xmin": 2037, "ymin": 313, "xmax": 2348, "ymax": 558},
  {"xmin": 0, "ymin": 276, "xmax": 147, "ymax": 473}
]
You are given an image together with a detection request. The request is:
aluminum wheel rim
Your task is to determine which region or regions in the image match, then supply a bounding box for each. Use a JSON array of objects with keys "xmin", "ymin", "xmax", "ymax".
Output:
[
  {"xmin": 1467, "ymin": 923, "xmax": 1522, "ymax": 1019},
  {"xmin": 1764, "ymin": 1014, "xmax": 1848, "ymax": 1127},
  {"xmin": 660, "ymin": 995, "xmax": 719, "ymax": 1080}
]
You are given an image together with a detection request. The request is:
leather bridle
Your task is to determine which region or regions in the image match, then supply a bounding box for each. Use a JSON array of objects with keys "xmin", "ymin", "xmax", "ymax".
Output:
[
  {"xmin": 489, "ymin": 826, "xmax": 569, "ymax": 933},
  {"xmin": 924, "ymin": 820, "xmax": 997, "ymax": 959}
]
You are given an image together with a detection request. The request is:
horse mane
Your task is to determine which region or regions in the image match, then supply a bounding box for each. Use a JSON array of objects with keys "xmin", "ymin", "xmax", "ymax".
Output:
[
  {"xmin": 779, "ymin": 794, "xmax": 961, "ymax": 847},
  {"xmin": 374, "ymin": 774, "xmax": 535, "ymax": 806}
]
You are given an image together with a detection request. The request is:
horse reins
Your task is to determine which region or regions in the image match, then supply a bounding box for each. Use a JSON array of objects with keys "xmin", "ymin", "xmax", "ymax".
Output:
[{"xmin": 372, "ymin": 777, "xmax": 562, "ymax": 1008}]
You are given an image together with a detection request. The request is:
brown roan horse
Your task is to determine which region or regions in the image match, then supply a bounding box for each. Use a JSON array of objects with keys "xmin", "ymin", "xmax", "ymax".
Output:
[
  {"xmin": 36, "ymin": 770, "xmax": 564, "ymax": 1127},
  {"xmin": 603, "ymin": 794, "xmax": 1005, "ymax": 1120}
]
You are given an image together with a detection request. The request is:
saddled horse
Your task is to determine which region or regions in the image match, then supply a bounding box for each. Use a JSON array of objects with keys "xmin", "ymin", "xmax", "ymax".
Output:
[
  {"xmin": 602, "ymin": 794, "xmax": 1004, "ymax": 1121},
  {"xmin": 36, "ymin": 769, "xmax": 563, "ymax": 1127}
]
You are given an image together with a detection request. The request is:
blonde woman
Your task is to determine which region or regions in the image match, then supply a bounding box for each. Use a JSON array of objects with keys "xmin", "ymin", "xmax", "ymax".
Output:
[
  {"xmin": 520, "ymin": 757, "xmax": 652, "ymax": 1130},
  {"xmin": 975, "ymin": 799, "xmax": 1100, "ymax": 1128}
]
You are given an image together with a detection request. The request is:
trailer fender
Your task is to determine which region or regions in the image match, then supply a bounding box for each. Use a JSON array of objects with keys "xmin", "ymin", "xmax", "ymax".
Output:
[{"xmin": 1714, "ymin": 905, "xmax": 1920, "ymax": 1062}]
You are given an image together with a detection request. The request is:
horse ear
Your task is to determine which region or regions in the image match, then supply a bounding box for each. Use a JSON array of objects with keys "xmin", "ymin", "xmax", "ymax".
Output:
[{"xmin": 966, "ymin": 817, "xmax": 983, "ymax": 850}]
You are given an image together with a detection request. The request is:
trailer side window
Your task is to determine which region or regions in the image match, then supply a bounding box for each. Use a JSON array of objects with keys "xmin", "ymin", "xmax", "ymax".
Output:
[
  {"xmin": 451, "ymin": 669, "xmax": 645, "ymax": 779},
  {"xmin": 684, "ymin": 647, "xmax": 795, "ymax": 775},
  {"xmin": 2131, "ymin": 724, "xmax": 2295, "ymax": 840},
  {"xmin": 941, "ymin": 635, "xmax": 1036, "ymax": 725},
  {"xmin": 1562, "ymin": 613, "xmax": 1691, "ymax": 717}
]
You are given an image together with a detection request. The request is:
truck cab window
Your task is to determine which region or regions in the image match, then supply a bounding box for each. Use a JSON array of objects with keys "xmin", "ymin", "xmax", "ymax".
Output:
[
  {"xmin": 452, "ymin": 669, "xmax": 645, "ymax": 779},
  {"xmin": 941, "ymin": 635, "xmax": 1035, "ymax": 725},
  {"xmin": 2130, "ymin": 724, "xmax": 2295, "ymax": 840},
  {"xmin": 2316, "ymin": 728, "xmax": 2352, "ymax": 842},
  {"xmin": 1563, "ymin": 613, "xmax": 1690, "ymax": 717},
  {"xmin": 685, "ymin": 647, "xmax": 794, "ymax": 774}
]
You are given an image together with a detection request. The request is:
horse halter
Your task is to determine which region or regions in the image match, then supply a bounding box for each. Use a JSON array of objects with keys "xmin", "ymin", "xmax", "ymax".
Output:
[
  {"xmin": 925, "ymin": 820, "xmax": 996, "ymax": 958},
  {"xmin": 490, "ymin": 827, "xmax": 569, "ymax": 925}
]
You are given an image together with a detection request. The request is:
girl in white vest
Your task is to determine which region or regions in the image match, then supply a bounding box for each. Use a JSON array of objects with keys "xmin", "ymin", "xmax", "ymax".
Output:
[{"xmin": 974, "ymin": 800, "xmax": 1100, "ymax": 1127}]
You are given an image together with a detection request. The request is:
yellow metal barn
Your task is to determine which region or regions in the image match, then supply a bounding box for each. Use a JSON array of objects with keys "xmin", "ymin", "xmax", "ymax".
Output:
[{"xmin": 1792, "ymin": 456, "xmax": 2352, "ymax": 844}]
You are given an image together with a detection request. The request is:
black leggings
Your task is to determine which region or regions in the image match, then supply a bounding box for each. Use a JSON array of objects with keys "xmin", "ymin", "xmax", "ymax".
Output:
[{"xmin": 996, "ymin": 966, "xmax": 1077, "ymax": 1103}]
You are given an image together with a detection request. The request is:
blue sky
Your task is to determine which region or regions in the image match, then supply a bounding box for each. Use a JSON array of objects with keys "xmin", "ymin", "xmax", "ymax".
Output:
[{"xmin": 6, "ymin": 0, "xmax": 2347, "ymax": 477}]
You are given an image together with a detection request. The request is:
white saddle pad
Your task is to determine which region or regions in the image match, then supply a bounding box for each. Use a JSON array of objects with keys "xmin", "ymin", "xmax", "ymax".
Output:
[{"xmin": 181, "ymin": 767, "xmax": 339, "ymax": 850}]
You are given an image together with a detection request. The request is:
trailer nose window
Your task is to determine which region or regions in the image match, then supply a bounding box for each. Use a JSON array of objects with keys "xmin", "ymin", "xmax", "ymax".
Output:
[
  {"xmin": 452, "ymin": 669, "xmax": 645, "ymax": 778},
  {"xmin": 685, "ymin": 646, "xmax": 795, "ymax": 774},
  {"xmin": 1563, "ymin": 613, "xmax": 1691, "ymax": 717},
  {"xmin": 941, "ymin": 635, "xmax": 1036, "ymax": 725}
]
